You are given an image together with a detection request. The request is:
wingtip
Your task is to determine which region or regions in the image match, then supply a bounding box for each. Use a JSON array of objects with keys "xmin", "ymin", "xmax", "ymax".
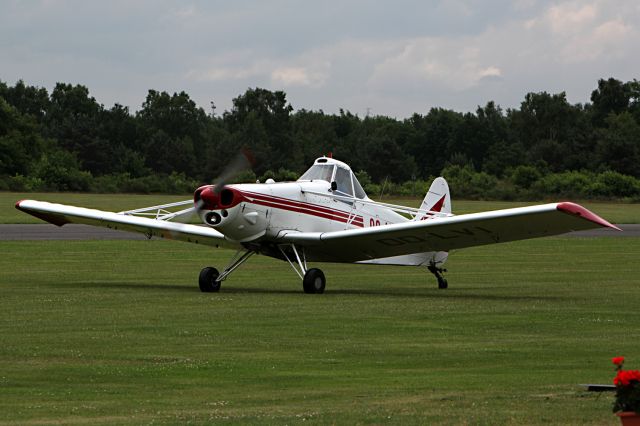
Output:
[
  {"xmin": 14, "ymin": 199, "xmax": 69, "ymax": 226},
  {"xmin": 557, "ymin": 202, "xmax": 621, "ymax": 231}
]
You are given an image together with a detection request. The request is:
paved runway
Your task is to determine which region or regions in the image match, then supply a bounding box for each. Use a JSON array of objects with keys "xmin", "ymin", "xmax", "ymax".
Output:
[
  {"xmin": 0, "ymin": 223, "xmax": 638, "ymax": 240},
  {"xmin": 0, "ymin": 224, "xmax": 147, "ymax": 240}
]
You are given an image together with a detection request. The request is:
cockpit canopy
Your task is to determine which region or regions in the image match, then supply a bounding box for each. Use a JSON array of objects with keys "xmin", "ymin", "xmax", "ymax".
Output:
[{"xmin": 298, "ymin": 157, "xmax": 368, "ymax": 199}]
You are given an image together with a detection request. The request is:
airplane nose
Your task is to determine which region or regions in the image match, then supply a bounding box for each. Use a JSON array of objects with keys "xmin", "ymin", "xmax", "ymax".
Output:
[{"xmin": 195, "ymin": 186, "xmax": 219, "ymax": 210}]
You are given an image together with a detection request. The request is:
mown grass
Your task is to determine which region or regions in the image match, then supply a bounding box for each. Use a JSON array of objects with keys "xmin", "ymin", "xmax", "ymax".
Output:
[
  {"xmin": 2, "ymin": 191, "xmax": 639, "ymax": 224},
  {"xmin": 1, "ymin": 237, "xmax": 638, "ymax": 424}
]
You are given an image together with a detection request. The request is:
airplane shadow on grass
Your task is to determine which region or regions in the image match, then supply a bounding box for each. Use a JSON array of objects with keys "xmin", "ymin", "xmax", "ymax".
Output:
[
  {"xmin": 227, "ymin": 286, "xmax": 567, "ymax": 302},
  {"xmin": 62, "ymin": 280, "xmax": 566, "ymax": 301}
]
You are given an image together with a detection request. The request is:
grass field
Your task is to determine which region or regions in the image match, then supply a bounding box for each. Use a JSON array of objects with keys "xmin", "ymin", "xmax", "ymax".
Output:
[
  {"xmin": 2, "ymin": 191, "xmax": 639, "ymax": 224},
  {"xmin": 1, "ymin": 236, "xmax": 639, "ymax": 424}
]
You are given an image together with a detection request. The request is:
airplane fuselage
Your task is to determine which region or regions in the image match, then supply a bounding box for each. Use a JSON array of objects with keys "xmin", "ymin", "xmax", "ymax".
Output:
[{"xmin": 202, "ymin": 181, "xmax": 407, "ymax": 244}]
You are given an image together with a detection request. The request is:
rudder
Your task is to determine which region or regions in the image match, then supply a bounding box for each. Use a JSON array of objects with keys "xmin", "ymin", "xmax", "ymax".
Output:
[{"xmin": 414, "ymin": 177, "xmax": 451, "ymax": 220}]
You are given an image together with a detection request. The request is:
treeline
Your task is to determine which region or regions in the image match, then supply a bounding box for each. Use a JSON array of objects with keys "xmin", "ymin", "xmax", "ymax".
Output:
[{"xmin": 1, "ymin": 77, "xmax": 640, "ymax": 200}]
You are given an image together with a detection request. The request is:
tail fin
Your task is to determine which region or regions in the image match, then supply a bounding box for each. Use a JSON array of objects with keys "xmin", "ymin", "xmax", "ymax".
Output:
[{"xmin": 414, "ymin": 177, "xmax": 451, "ymax": 220}]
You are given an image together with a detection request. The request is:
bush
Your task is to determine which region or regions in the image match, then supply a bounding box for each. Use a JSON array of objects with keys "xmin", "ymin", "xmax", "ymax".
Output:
[
  {"xmin": 230, "ymin": 169, "xmax": 257, "ymax": 184},
  {"xmin": 510, "ymin": 165, "xmax": 542, "ymax": 189},
  {"xmin": 32, "ymin": 152, "xmax": 92, "ymax": 191},
  {"xmin": 591, "ymin": 171, "xmax": 640, "ymax": 198},
  {"xmin": 531, "ymin": 171, "xmax": 594, "ymax": 199},
  {"xmin": 88, "ymin": 172, "xmax": 198, "ymax": 194},
  {"xmin": 90, "ymin": 173, "xmax": 129, "ymax": 193},
  {"xmin": 441, "ymin": 164, "xmax": 498, "ymax": 199},
  {"xmin": 1, "ymin": 174, "xmax": 45, "ymax": 191},
  {"xmin": 259, "ymin": 168, "xmax": 299, "ymax": 182}
]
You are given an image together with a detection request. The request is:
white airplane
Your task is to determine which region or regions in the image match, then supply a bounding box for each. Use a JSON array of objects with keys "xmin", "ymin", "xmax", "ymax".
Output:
[{"xmin": 16, "ymin": 156, "xmax": 620, "ymax": 293}]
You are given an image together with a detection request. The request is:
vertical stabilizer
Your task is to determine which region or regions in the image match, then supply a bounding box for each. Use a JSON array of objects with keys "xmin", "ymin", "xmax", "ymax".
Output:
[{"xmin": 414, "ymin": 177, "xmax": 451, "ymax": 220}]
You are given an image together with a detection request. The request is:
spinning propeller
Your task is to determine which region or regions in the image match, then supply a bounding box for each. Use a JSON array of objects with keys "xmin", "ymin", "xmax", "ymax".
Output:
[{"xmin": 170, "ymin": 150, "xmax": 254, "ymax": 225}]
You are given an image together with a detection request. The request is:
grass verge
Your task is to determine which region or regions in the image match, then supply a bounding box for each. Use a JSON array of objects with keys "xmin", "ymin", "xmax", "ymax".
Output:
[{"xmin": 1, "ymin": 237, "xmax": 638, "ymax": 424}]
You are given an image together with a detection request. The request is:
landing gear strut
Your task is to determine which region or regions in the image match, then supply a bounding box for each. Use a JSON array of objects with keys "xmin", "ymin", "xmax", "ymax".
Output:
[
  {"xmin": 279, "ymin": 244, "xmax": 326, "ymax": 294},
  {"xmin": 198, "ymin": 250, "xmax": 254, "ymax": 293},
  {"xmin": 428, "ymin": 264, "xmax": 448, "ymax": 289}
]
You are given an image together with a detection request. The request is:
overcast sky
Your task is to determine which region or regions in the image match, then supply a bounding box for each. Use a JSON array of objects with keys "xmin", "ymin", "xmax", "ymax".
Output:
[{"xmin": 2, "ymin": 0, "xmax": 639, "ymax": 118}]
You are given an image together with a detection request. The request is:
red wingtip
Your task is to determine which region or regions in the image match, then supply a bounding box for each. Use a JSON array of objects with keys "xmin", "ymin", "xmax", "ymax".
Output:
[
  {"xmin": 15, "ymin": 199, "xmax": 26, "ymax": 210},
  {"xmin": 557, "ymin": 202, "xmax": 621, "ymax": 231}
]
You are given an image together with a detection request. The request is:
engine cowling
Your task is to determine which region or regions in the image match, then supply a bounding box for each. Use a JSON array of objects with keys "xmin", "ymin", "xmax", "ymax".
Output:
[{"xmin": 194, "ymin": 185, "xmax": 268, "ymax": 242}]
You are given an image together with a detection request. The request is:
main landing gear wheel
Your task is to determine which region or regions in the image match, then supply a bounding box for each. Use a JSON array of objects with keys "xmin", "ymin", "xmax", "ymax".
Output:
[
  {"xmin": 199, "ymin": 267, "xmax": 221, "ymax": 292},
  {"xmin": 303, "ymin": 268, "xmax": 326, "ymax": 294}
]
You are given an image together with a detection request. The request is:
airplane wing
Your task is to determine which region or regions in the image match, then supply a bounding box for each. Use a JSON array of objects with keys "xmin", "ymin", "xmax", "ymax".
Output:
[
  {"xmin": 279, "ymin": 202, "xmax": 621, "ymax": 263},
  {"xmin": 15, "ymin": 200, "xmax": 241, "ymax": 250}
]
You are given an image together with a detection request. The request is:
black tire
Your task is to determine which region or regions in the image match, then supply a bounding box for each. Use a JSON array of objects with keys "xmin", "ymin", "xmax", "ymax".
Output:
[
  {"xmin": 199, "ymin": 267, "xmax": 221, "ymax": 292},
  {"xmin": 303, "ymin": 268, "xmax": 326, "ymax": 294},
  {"xmin": 438, "ymin": 277, "xmax": 448, "ymax": 289}
]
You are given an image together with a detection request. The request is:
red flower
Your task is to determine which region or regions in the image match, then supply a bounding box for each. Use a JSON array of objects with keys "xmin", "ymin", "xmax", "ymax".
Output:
[
  {"xmin": 612, "ymin": 357, "xmax": 640, "ymax": 413},
  {"xmin": 614, "ymin": 369, "xmax": 640, "ymax": 387},
  {"xmin": 613, "ymin": 356, "xmax": 625, "ymax": 366}
]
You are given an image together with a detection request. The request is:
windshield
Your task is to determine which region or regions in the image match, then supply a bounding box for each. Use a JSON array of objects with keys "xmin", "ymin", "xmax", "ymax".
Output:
[
  {"xmin": 298, "ymin": 164, "xmax": 335, "ymax": 182},
  {"xmin": 334, "ymin": 167, "xmax": 353, "ymax": 197},
  {"xmin": 352, "ymin": 174, "xmax": 367, "ymax": 199}
]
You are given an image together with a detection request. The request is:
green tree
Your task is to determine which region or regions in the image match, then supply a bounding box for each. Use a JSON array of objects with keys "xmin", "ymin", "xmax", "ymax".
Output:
[
  {"xmin": 627, "ymin": 79, "xmax": 640, "ymax": 124},
  {"xmin": 406, "ymin": 108, "xmax": 463, "ymax": 177},
  {"xmin": 0, "ymin": 97, "xmax": 45, "ymax": 176},
  {"xmin": 507, "ymin": 91, "xmax": 590, "ymax": 171},
  {"xmin": 595, "ymin": 112, "xmax": 640, "ymax": 177},
  {"xmin": 590, "ymin": 78, "xmax": 630, "ymax": 127},
  {"xmin": 44, "ymin": 83, "xmax": 102, "ymax": 172},
  {"xmin": 137, "ymin": 90, "xmax": 208, "ymax": 177},
  {"xmin": 0, "ymin": 79, "xmax": 50, "ymax": 119},
  {"xmin": 223, "ymin": 88, "xmax": 295, "ymax": 175},
  {"xmin": 291, "ymin": 109, "xmax": 338, "ymax": 167},
  {"xmin": 356, "ymin": 116, "xmax": 417, "ymax": 181},
  {"xmin": 466, "ymin": 101, "xmax": 507, "ymax": 171}
]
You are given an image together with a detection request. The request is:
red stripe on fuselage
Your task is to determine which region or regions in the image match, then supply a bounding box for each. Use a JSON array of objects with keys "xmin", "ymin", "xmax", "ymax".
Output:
[
  {"xmin": 242, "ymin": 190, "xmax": 364, "ymax": 227},
  {"xmin": 244, "ymin": 191, "xmax": 356, "ymax": 220}
]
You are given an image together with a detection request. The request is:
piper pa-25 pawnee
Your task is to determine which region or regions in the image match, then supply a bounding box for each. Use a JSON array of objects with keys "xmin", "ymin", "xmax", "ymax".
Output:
[{"xmin": 16, "ymin": 156, "xmax": 620, "ymax": 294}]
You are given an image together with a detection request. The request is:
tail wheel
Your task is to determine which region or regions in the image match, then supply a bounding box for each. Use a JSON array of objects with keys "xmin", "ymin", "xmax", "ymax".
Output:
[
  {"xmin": 303, "ymin": 268, "xmax": 326, "ymax": 294},
  {"xmin": 438, "ymin": 277, "xmax": 448, "ymax": 289},
  {"xmin": 199, "ymin": 267, "xmax": 221, "ymax": 292},
  {"xmin": 428, "ymin": 264, "xmax": 448, "ymax": 290}
]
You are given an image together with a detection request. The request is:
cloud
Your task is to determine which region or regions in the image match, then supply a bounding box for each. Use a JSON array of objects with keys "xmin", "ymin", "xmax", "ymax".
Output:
[
  {"xmin": 365, "ymin": 36, "xmax": 509, "ymax": 96},
  {"xmin": 524, "ymin": 1, "xmax": 637, "ymax": 63},
  {"xmin": 478, "ymin": 66, "xmax": 503, "ymax": 83},
  {"xmin": 181, "ymin": 0, "xmax": 640, "ymax": 116},
  {"xmin": 2, "ymin": 0, "xmax": 640, "ymax": 117},
  {"xmin": 352, "ymin": 0, "xmax": 639, "ymax": 110},
  {"xmin": 546, "ymin": 3, "xmax": 597, "ymax": 34},
  {"xmin": 271, "ymin": 67, "xmax": 328, "ymax": 88}
]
